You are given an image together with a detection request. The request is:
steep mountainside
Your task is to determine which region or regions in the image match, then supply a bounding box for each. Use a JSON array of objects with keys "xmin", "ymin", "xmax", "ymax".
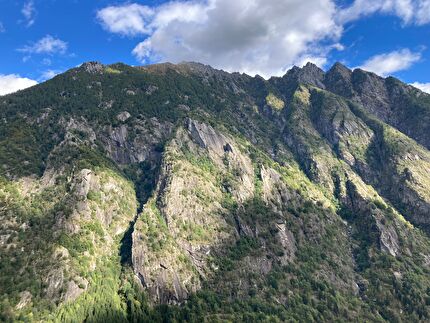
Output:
[{"xmin": 0, "ymin": 61, "xmax": 430, "ymax": 322}]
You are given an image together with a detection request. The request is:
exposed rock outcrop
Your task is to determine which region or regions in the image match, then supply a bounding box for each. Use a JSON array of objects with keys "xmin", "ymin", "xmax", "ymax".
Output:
[
  {"xmin": 102, "ymin": 117, "xmax": 172, "ymax": 165},
  {"xmin": 116, "ymin": 111, "xmax": 131, "ymax": 122},
  {"xmin": 81, "ymin": 61, "xmax": 104, "ymax": 74},
  {"xmin": 132, "ymin": 119, "xmax": 257, "ymax": 303},
  {"xmin": 186, "ymin": 118, "xmax": 254, "ymax": 202},
  {"xmin": 16, "ymin": 291, "xmax": 32, "ymax": 310}
]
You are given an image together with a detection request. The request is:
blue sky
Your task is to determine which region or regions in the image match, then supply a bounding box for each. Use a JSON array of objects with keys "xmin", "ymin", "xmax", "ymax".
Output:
[{"xmin": 0, "ymin": 0, "xmax": 429, "ymax": 95}]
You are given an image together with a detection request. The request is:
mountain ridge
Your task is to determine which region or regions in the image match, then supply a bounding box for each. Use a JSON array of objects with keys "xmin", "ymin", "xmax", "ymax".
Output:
[{"xmin": 0, "ymin": 60, "xmax": 430, "ymax": 322}]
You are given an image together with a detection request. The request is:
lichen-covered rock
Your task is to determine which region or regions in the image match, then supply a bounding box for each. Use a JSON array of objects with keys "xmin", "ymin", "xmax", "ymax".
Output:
[
  {"xmin": 132, "ymin": 122, "xmax": 234, "ymax": 304},
  {"xmin": 63, "ymin": 117, "xmax": 97, "ymax": 144},
  {"xmin": 145, "ymin": 85, "xmax": 158, "ymax": 95},
  {"xmin": 63, "ymin": 278, "xmax": 88, "ymax": 302},
  {"xmin": 45, "ymin": 268, "xmax": 64, "ymax": 298},
  {"xmin": 376, "ymin": 219, "xmax": 400, "ymax": 257},
  {"xmin": 116, "ymin": 111, "xmax": 131, "ymax": 122},
  {"xmin": 261, "ymin": 166, "xmax": 294, "ymax": 213},
  {"xmin": 73, "ymin": 169, "xmax": 94, "ymax": 198},
  {"xmin": 81, "ymin": 61, "xmax": 104, "ymax": 74},
  {"xmin": 275, "ymin": 221, "xmax": 296, "ymax": 264},
  {"xmin": 101, "ymin": 118, "xmax": 173, "ymax": 165},
  {"xmin": 15, "ymin": 291, "xmax": 32, "ymax": 310},
  {"xmin": 132, "ymin": 119, "xmax": 258, "ymax": 303},
  {"xmin": 185, "ymin": 118, "xmax": 254, "ymax": 202}
]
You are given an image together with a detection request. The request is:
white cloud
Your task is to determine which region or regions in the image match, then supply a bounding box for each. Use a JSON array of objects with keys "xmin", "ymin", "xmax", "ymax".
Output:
[
  {"xmin": 416, "ymin": 0, "xmax": 430, "ymax": 24},
  {"xmin": 22, "ymin": 1, "xmax": 36, "ymax": 27},
  {"xmin": 411, "ymin": 82, "xmax": 430, "ymax": 93},
  {"xmin": 40, "ymin": 69, "xmax": 60, "ymax": 81},
  {"xmin": 359, "ymin": 49, "xmax": 421, "ymax": 76},
  {"xmin": 0, "ymin": 22, "xmax": 5, "ymax": 33},
  {"xmin": 18, "ymin": 35, "xmax": 68, "ymax": 55},
  {"xmin": 42, "ymin": 58, "xmax": 52, "ymax": 66},
  {"xmin": 339, "ymin": 0, "xmax": 430, "ymax": 25},
  {"xmin": 293, "ymin": 56, "xmax": 328, "ymax": 69},
  {"xmin": 97, "ymin": 1, "xmax": 430, "ymax": 77},
  {"xmin": 99, "ymin": 0, "xmax": 342, "ymax": 77},
  {"xmin": 96, "ymin": 3, "xmax": 154, "ymax": 36},
  {"xmin": 331, "ymin": 43, "xmax": 346, "ymax": 51},
  {"xmin": 0, "ymin": 74, "xmax": 38, "ymax": 96}
]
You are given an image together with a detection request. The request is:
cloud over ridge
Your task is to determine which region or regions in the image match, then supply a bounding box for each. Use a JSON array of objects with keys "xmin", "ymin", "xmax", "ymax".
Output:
[
  {"xmin": 97, "ymin": 0, "xmax": 342, "ymax": 77},
  {"xmin": 97, "ymin": 3, "xmax": 154, "ymax": 36},
  {"xmin": 96, "ymin": 0, "xmax": 430, "ymax": 77},
  {"xmin": 411, "ymin": 82, "xmax": 430, "ymax": 93},
  {"xmin": 0, "ymin": 74, "xmax": 37, "ymax": 96},
  {"xmin": 359, "ymin": 49, "xmax": 422, "ymax": 76}
]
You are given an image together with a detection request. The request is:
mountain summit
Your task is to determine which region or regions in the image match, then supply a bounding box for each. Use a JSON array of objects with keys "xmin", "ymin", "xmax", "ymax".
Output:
[{"xmin": 1, "ymin": 61, "xmax": 430, "ymax": 322}]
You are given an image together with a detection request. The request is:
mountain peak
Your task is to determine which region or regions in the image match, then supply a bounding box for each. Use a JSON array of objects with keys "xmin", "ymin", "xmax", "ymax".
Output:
[
  {"xmin": 283, "ymin": 62, "xmax": 325, "ymax": 88},
  {"xmin": 329, "ymin": 62, "xmax": 351, "ymax": 74},
  {"xmin": 324, "ymin": 62, "xmax": 354, "ymax": 97},
  {"xmin": 303, "ymin": 61, "xmax": 324, "ymax": 72}
]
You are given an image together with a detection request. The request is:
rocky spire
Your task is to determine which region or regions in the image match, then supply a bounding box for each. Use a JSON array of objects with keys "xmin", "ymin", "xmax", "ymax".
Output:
[
  {"xmin": 324, "ymin": 62, "xmax": 354, "ymax": 97},
  {"xmin": 283, "ymin": 62, "xmax": 326, "ymax": 89}
]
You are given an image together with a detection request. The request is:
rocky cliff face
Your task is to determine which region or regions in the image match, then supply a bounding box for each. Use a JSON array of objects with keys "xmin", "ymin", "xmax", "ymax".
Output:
[{"xmin": 1, "ymin": 61, "xmax": 430, "ymax": 322}]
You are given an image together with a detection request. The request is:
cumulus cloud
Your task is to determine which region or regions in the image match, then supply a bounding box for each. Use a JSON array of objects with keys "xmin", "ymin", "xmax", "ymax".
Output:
[
  {"xmin": 98, "ymin": 0, "xmax": 342, "ymax": 77},
  {"xmin": 0, "ymin": 74, "xmax": 38, "ymax": 96},
  {"xmin": 411, "ymin": 82, "xmax": 430, "ymax": 93},
  {"xmin": 96, "ymin": 3, "xmax": 154, "ymax": 36},
  {"xmin": 339, "ymin": 0, "xmax": 430, "ymax": 25},
  {"xmin": 359, "ymin": 49, "xmax": 421, "ymax": 76},
  {"xmin": 18, "ymin": 35, "xmax": 68, "ymax": 55},
  {"xmin": 22, "ymin": 0, "xmax": 36, "ymax": 27},
  {"xmin": 97, "ymin": 1, "xmax": 430, "ymax": 77},
  {"xmin": 416, "ymin": 0, "xmax": 430, "ymax": 24}
]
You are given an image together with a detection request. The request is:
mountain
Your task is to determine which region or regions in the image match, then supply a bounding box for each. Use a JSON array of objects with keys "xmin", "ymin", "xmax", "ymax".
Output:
[{"xmin": 1, "ymin": 61, "xmax": 430, "ymax": 322}]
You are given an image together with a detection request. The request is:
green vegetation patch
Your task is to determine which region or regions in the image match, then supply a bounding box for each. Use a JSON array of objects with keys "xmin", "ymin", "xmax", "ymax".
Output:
[
  {"xmin": 104, "ymin": 67, "xmax": 121, "ymax": 74},
  {"xmin": 266, "ymin": 93, "xmax": 285, "ymax": 110}
]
